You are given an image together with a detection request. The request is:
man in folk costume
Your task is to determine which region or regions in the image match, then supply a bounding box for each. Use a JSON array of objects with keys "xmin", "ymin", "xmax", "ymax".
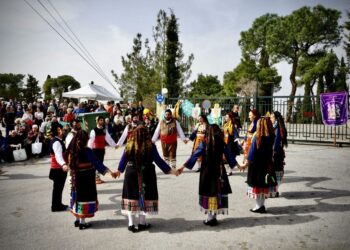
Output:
[
  {"xmin": 87, "ymin": 116, "xmax": 118, "ymax": 184},
  {"xmin": 152, "ymin": 109, "xmax": 188, "ymax": 168},
  {"xmin": 49, "ymin": 121, "xmax": 69, "ymax": 212}
]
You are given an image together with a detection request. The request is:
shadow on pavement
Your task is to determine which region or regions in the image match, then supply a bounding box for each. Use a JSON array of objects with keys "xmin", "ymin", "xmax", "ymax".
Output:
[
  {"xmin": 0, "ymin": 173, "xmax": 47, "ymax": 180},
  {"xmin": 141, "ymin": 214, "xmax": 319, "ymax": 234}
]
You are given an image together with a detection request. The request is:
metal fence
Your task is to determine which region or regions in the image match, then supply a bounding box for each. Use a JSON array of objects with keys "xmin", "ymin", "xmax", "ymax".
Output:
[{"xmin": 168, "ymin": 95, "xmax": 350, "ymax": 145}]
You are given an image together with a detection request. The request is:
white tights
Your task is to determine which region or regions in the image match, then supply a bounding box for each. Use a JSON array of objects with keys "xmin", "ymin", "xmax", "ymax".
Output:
[
  {"xmin": 254, "ymin": 196, "xmax": 265, "ymax": 210},
  {"xmin": 127, "ymin": 212, "xmax": 147, "ymax": 226}
]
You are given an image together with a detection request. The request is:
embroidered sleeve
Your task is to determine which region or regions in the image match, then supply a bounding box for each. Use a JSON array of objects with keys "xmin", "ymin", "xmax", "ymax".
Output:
[{"xmin": 184, "ymin": 142, "xmax": 205, "ymax": 169}]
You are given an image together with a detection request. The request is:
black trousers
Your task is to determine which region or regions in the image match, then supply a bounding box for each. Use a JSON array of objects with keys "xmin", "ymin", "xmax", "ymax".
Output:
[
  {"xmin": 92, "ymin": 148, "xmax": 105, "ymax": 162},
  {"xmin": 92, "ymin": 148, "xmax": 105, "ymax": 179},
  {"xmin": 49, "ymin": 168, "xmax": 67, "ymax": 209}
]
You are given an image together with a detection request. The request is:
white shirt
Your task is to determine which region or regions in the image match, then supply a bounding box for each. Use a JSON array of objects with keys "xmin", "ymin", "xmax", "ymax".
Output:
[
  {"xmin": 52, "ymin": 138, "xmax": 66, "ymax": 166},
  {"xmin": 87, "ymin": 126, "xmax": 117, "ymax": 148},
  {"xmin": 151, "ymin": 119, "xmax": 186, "ymax": 143},
  {"xmin": 34, "ymin": 111, "xmax": 44, "ymax": 120},
  {"xmin": 116, "ymin": 124, "xmax": 131, "ymax": 147}
]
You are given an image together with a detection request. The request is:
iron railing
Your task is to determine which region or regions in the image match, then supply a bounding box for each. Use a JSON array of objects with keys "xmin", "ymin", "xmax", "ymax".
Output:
[{"xmin": 168, "ymin": 95, "xmax": 350, "ymax": 145}]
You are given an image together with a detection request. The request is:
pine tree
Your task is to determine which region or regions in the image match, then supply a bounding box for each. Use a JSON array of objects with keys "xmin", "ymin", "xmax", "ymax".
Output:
[{"xmin": 24, "ymin": 74, "xmax": 41, "ymax": 103}]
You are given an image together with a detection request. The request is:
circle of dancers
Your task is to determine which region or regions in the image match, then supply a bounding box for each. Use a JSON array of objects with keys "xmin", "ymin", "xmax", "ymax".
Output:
[{"xmin": 48, "ymin": 108, "xmax": 287, "ymax": 232}]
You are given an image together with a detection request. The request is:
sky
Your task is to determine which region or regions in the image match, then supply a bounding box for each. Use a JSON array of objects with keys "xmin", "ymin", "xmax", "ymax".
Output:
[{"xmin": 0, "ymin": 0, "xmax": 349, "ymax": 98}]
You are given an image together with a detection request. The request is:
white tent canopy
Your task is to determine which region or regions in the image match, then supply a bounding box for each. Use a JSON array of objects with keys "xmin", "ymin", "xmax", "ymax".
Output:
[{"xmin": 62, "ymin": 83, "xmax": 121, "ymax": 101}]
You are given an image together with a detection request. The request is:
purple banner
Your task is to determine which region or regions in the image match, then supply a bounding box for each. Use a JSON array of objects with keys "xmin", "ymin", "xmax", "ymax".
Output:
[{"xmin": 320, "ymin": 91, "xmax": 348, "ymax": 126}]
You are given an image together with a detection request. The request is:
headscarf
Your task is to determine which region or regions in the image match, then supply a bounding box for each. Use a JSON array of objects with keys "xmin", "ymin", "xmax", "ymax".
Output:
[{"xmin": 125, "ymin": 125, "xmax": 153, "ymax": 170}]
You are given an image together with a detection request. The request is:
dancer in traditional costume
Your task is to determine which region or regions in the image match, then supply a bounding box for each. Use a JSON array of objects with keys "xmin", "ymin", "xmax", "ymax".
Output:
[
  {"xmin": 152, "ymin": 109, "xmax": 187, "ymax": 168},
  {"xmin": 178, "ymin": 124, "xmax": 240, "ymax": 226},
  {"xmin": 67, "ymin": 130, "xmax": 115, "ymax": 229},
  {"xmin": 88, "ymin": 116, "xmax": 118, "ymax": 184},
  {"xmin": 270, "ymin": 111, "xmax": 288, "ymax": 197},
  {"xmin": 116, "ymin": 126, "xmax": 177, "ymax": 232},
  {"xmin": 49, "ymin": 122, "xmax": 68, "ymax": 212},
  {"xmin": 222, "ymin": 112, "xmax": 240, "ymax": 175},
  {"xmin": 240, "ymin": 117, "xmax": 277, "ymax": 213},
  {"xmin": 243, "ymin": 109, "xmax": 260, "ymax": 164},
  {"xmin": 189, "ymin": 114, "xmax": 209, "ymax": 172}
]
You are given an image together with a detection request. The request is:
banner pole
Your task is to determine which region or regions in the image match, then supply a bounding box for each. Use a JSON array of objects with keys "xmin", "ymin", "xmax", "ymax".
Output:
[{"xmin": 333, "ymin": 126, "xmax": 337, "ymax": 147}]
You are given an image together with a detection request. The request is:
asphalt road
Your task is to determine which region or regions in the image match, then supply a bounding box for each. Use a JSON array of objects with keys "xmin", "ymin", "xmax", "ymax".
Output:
[{"xmin": 0, "ymin": 141, "xmax": 350, "ymax": 250}]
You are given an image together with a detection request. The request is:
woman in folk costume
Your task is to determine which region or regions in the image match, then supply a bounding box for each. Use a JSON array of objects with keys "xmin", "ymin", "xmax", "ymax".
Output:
[
  {"xmin": 178, "ymin": 124, "xmax": 240, "ymax": 226},
  {"xmin": 66, "ymin": 130, "xmax": 115, "ymax": 230},
  {"xmin": 222, "ymin": 112, "xmax": 240, "ymax": 176},
  {"xmin": 189, "ymin": 114, "xmax": 209, "ymax": 172},
  {"xmin": 240, "ymin": 117, "xmax": 277, "ymax": 213},
  {"xmin": 115, "ymin": 126, "xmax": 177, "ymax": 233},
  {"xmin": 270, "ymin": 111, "xmax": 288, "ymax": 197},
  {"xmin": 243, "ymin": 109, "xmax": 260, "ymax": 164}
]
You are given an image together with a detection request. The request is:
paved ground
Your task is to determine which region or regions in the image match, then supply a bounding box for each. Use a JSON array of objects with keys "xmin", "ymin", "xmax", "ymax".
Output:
[{"xmin": 0, "ymin": 141, "xmax": 350, "ymax": 250}]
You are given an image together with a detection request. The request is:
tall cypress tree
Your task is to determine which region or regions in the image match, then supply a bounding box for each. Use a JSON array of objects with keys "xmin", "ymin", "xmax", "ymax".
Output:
[{"xmin": 165, "ymin": 11, "xmax": 181, "ymax": 97}]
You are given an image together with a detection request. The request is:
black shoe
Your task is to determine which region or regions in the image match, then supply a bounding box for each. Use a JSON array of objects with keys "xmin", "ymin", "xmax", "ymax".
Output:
[
  {"xmin": 74, "ymin": 220, "xmax": 79, "ymax": 227},
  {"xmin": 275, "ymin": 192, "xmax": 279, "ymax": 197},
  {"xmin": 250, "ymin": 206, "xmax": 266, "ymax": 214},
  {"xmin": 138, "ymin": 223, "xmax": 151, "ymax": 231},
  {"xmin": 128, "ymin": 225, "xmax": 138, "ymax": 233},
  {"xmin": 51, "ymin": 205, "xmax": 68, "ymax": 212},
  {"xmin": 203, "ymin": 218, "xmax": 218, "ymax": 226},
  {"xmin": 79, "ymin": 223, "xmax": 91, "ymax": 230},
  {"xmin": 227, "ymin": 172, "xmax": 233, "ymax": 176},
  {"xmin": 195, "ymin": 168, "xmax": 201, "ymax": 173}
]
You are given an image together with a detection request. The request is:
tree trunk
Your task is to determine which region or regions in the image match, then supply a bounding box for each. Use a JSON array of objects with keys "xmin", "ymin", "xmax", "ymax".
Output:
[{"xmin": 286, "ymin": 60, "xmax": 298, "ymax": 123}]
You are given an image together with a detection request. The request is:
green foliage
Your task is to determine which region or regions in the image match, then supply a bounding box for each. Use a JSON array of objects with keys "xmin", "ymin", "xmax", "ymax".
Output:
[
  {"xmin": 266, "ymin": 5, "xmax": 341, "ymax": 121},
  {"xmin": 43, "ymin": 74, "xmax": 80, "ymax": 101},
  {"xmin": 223, "ymin": 57, "xmax": 258, "ymax": 96},
  {"xmin": 112, "ymin": 33, "xmax": 158, "ymax": 106},
  {"xmin": 112, "ymin": 9, "xmax": 193, "ymax": 104},
  {"xmin": 185, "ymin": 74, "xmax": 223, "ymax": 98},
  {"xmin": 335, "ymin": 57, "xmax": 348, "ymax": 92},
  {"xmin": 23, "ymin": 74, "xmax": 41, "ymax": 102},
  {"xmin": 238, "ymin": 13, "xmax": 282, "ymax": 96},
  {"xmin": 0, "ymin": 73, "xmax": 25, "ymax": 100}
]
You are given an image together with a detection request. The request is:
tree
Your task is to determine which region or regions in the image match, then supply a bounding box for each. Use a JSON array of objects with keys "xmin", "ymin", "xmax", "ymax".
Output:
[
  {"xmin": 112, "ymin": 9, "xmax": 193, "ymax": 105},
  {"xmin": 0, "ymin": 73, "xmax": 25, "ymax": 100},
  {"xmin": 164, "ymin": 10, "xmax": 193, "ymax": 98},
  {"xmin": 344, "ymin": 11, "xmax": 350, "ymax": 68},
  {"xmin": 112, "ymin": 33, "xmax": 158, "ymax": 105},
  {"xmin": 335, "ymin": 57, "xmax": 348, "ymax": 92},
  {"xmin": 23, "ymin": 74, "xmax": 41, "ymax": 103},
  {"xmin": 223, "ymin": 57, "xmax": 258, "ymax": 96},
  {"xmin": 239, "ymin": 13, "xmax": 282, "ymax": 96},
  {"xmin": 43, "ymin": 75, "xmax": 80, "ymax": 101},
  {"xmin": 186, "ymin": 74, "xmax": 223, "ymax": 98},
  {"xmin": 267, "ymin": 5, "xmax": 342, "ymax": 121}
]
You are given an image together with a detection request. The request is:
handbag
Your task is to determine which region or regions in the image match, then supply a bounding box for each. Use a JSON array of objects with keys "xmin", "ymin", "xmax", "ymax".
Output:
[
  {"xmin": 13, "ymin": 145, "xmax": 27, "ymax": 161},
  {"xmin": 31, "ymin": 136, "xmax": 43, "ymax": 155}
]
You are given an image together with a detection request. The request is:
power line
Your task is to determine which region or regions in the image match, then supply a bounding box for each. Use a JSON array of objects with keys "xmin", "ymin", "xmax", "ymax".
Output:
[
  {"xmin": 23, "ymin": 0, "xmax": 119, "ymax": 93},
  {"xmin": 36, "ymin": 0, "xmax": 117, "ymax": 92},
  {"xmin": 44, "ymin": 0, "xmax": 113, "ymax": 86}
]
